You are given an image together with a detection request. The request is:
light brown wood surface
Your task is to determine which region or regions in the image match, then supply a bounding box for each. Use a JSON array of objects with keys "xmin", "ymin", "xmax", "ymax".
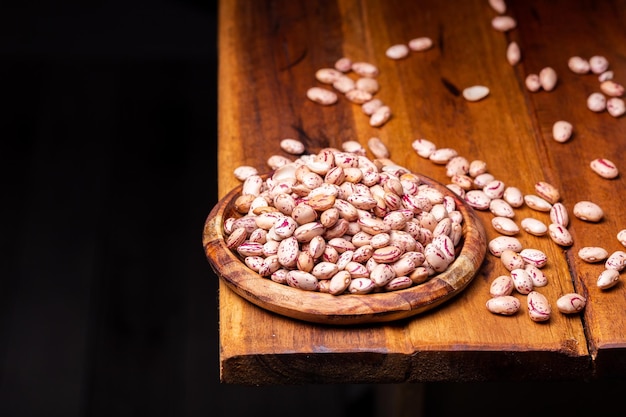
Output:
[{"xmin": 212, "ymin": 0, "xmax": 626, "ymax": 384}]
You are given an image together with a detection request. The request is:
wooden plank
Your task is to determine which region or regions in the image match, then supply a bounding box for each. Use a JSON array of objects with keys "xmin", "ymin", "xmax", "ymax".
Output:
[{"xmin": 215, "ymin": 0, "xmax": 626, "ymax": 384}]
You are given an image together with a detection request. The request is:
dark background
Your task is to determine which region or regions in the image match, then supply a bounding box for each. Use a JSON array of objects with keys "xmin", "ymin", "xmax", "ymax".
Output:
[{"xmin": 1, "ymin": 1, "xmax": 624, "ymax": 416}]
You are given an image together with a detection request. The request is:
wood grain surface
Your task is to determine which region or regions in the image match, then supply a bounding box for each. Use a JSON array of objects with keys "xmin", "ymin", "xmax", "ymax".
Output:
[{"xmin": 212, "ymin": 0, "xmax": 626, "ymax": 384}]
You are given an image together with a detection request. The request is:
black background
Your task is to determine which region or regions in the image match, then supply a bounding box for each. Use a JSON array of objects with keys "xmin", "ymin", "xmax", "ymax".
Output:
[{"xmin": 1, "ymin": 1, "xmax": 624, "ymax": 416}]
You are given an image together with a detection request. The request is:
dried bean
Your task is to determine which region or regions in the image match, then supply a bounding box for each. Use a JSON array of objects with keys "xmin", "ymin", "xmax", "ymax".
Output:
[
  {"xmin": 573, "ymin": 201, "xmax": 604, "ymax": 222},
  {"xmin": 503, "ymin": 186, "xmax": 524, "ymax": 207},
  {"xmin": 527, "ymin": 291, "xmax": 551, "ymax": 322},
  {"xmin": 519, "ymin": 248, "xmax": 548, "ymax": 268},
  {"xmin": 506, "ymin": 41, "xmax": 521, "ymax": 65},
  {"xmin": 590, "ymin": 158, "xmax": 618, "ymax": 179},
  {"xmin": 556, "ymin": 293, "xmax": 586, "ymax": 314},
  {"xmin": 605, "ymin": 250, "xmax": 626, "ymax": 272},
  {"xmin": 568, "ymin": 56, "xmax": 590, "ymax": 74},
  {"xmin": 370, "ymin": 105, "xmax": 392, "ymax": 127},
  {"xmin": 525, "ymin": 264, "xmax": 548, "ymax": 287},
  {"xmin": 539, "ymin": 67, "xmax": 557, "ymax": 91},
  {"xmin": 408, "ymin": 37, "xmax": 433, "ymax": 51},
  {"xmin": 500, "ymin": 249, "xmax": 525, "ymax": 272},
  {"xmin": 492, "ymin": 216, "xmax": 520, "ymax": 236},
  {"xmin": 524, "ymin": 194, "xmax": 552, "ymax": 212},
  {"xmin": 548, "ymin": 223, "xmax": 574, "ymax": 247},
  {"xmin": 607, "ymin": 97, "xmax": 626, "ymax": 118},
  {"xmin": 618, "ymin": 229, "xmax": 626, "ymax": 247},
  {"xmin": 511, "ymin": 268, "xmax": 534, "ymax": 295},
  {"xmin": 307, "ymin": 87, "xmax": 338, "ymax": 105},
  {"xmin": 597, "ymin": 268, "xmax": 620, "ymax": 290},
  {"xmin": 600, "ymin": 80, "xmax": 624, "ymax": 97},
  {"xmin": 486, "ymin": 296, "xmax": 521, "ymax": 315},
  {"xmin": 589, "ymin": 55, "xmax": 609, "ymax": 74},
  {"xmin": 315, "ymin": 68, "xmax": 344, "ymax": 84},
  {"xmin": 578, "ymin": 246, "xmax": 609, "ymax": 263},
  {"xmin": 587, "ymin": 92, "xmax": 606, "ymax": 112},
  {"xmin": 550, "ymin": 202, "xmax": 569, "ymax": 227},
  {"xmin": 462, "ymin": 85, "xmax": 490, "ymax": 102},
  {"xmin": 490, "ymin": 275, "xmax": 515, "ymax": 297},
  {"xmin": 525, "ymin": 74, "xmax": 541, "ymax": 92},
  {"xmin": 552, "ymin": 120, "xmax": 573, "ymax": 143},
  {"xmin": 488, "ymin": 236, "xmax": 523, "ymax": 257},
  {"xmin": 386, "ymin": 44, "xmax": 410, "ymax": 60},
  {"xmin": 491, "ymin": 16, "xmax": 516, "ymax": 31},
  {"xmin": 489, "ymin": 0, "xmax": 507, "ymax": 14},
  {"xmin": 520, "ymin": 217, "xmax": 548, "ymax": 236}
]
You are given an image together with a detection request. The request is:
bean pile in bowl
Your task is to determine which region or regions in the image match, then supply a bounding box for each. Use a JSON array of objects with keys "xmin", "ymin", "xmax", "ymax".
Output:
[{"xmin": 202, "ymin": 140, "xmax": 487, "ymax": 324}]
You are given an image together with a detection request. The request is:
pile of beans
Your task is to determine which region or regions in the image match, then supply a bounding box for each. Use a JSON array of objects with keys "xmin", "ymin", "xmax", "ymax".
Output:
[{"xmin": 224, "ymin": 140, "xmax": 466, "ymax": 296}]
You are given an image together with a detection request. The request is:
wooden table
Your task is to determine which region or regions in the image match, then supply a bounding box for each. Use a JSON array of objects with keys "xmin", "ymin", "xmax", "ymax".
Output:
[{"xmin": 212, "ymin": 0, "xmax": 626, "ymax": 384}]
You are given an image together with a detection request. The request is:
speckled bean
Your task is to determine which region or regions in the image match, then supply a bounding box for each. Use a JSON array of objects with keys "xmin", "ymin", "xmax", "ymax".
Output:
[
  {"xmin": 568, "ymin": 56, "xmax": 590, "ymax": 74},
  {"xmin": 573, "ymin": 201, "xmax": 604, "ymax": 222},
  {"xmin": 524, "ymin": 194, "xmax": 552, "ymax": 212},
  {"xmin": 552, "ymin": 120, "xmax": 573, "ymax": 143},
  {"xmin": 618, "ymin": 229, "xmax": 626, "ymax": 247},
  {"xmin": 511, "ymin": 268, "xmax": 534, "ymax": 295},
  {"xmin": 351, "ymin": 62, "xmax": 379, "ymax": 78},
  {"xmin": 587, "ymin": 92, "xmax": 607, "ymax": 112},
  {"xmin": 369, "ymin": 105, "xmax": 391, "ymax": 127},
  {"xmin": 464, "ymin": 190, "xmax": 491, "ymax": 210},
  {"xmin": 488, "ymin": 236, "xmax": 523, "ymax": 257},
  {"xmin": 386, "ymin": 44, "xmax": 410, "ymax": 59},
  {"xmin": 328, "ymin": 270, "xmax": 352, "ymax": 295},
  {"xmin": 597, "ymin": 268, "xmax": 620, "ymax": 290},
  {"xmin": 525, "ymin": 74, "xmax": 541, "ymax": 92},
  {"xmin": 550, "ymin": 202, "xmax": 569, "ymax": 227},
  {"xmin": 578, "ymin": 246, "xmax": 609, "ymax": 263},
  {"xmin": 520, "ymin": 248, "xmax": 548, "ymax": 268},
  {"xmin": 500, "ymin": 250, "xmax": 525, "ymax": 272},
  {"xmin": 490, "ymin": 275, "xmax": 515, "ymax": 297},
  {"xmin": 503, "ymin": 186, "xmax": 524, "ymax": 207},
  {"xmin": 520, "ymin": 218, "xmax": 548, "ymax": 236},
  {"xmin": 315, "ymin": 68, "xmax": 344, "ymax": 84},
  {"xmin": 463, "ymin": 85, "xmax": 490, "ymax": 102},
  {"xmin": 306, "ymin": 87, "xmax": 338, "ymax": 105},
  {"xmin": 589, "ymin": 55, "xmax": 609, "ymax": 74},
  {"xmin": 429, "ymin": 148, "xmax": 458, "ymax": 164},
  {"xmin": 492, "ymin": 16, "xmax": 516, "ymax": 31},
  {"xmin": 408, "ymin": 37, "xmax": 433, "ymax": 51},
  {"xmin": 489, "ymin": 199, "xmax": 515, "ymax": 218},
  {"xmin": 411, "ymin": 138, "xmax": 437, "ymax": 158},
  {"xmin": 556, "ymin": 293, "xmax": 586, "ymax": 314},
  {"xmin": 539, "ymin": 67, "xmax": 557, "ymax": 91},
  {"xmin": 492, "ymin": 216, "xmax": 520, "ymax": 236},
  {"xmin": 506, "ymin": 41, "xmax": 521, "ymax": 65},
  {"xmin": 527, "ymin": 291, "xmax": 551, "ymax": 322},
  {"xmin": 607, "ymin": 97, "xmax": 626, "ymax": 118},
  {"xmin": 605, "ymin": 250, "xmax": 626, "ymax": 272},
  {"xmin": 590, "ymin": 158, "xmax": 619, "ymax": 179},
  {"xmin": 486, "ymin": 296, "xmax": 521, "ymax": 315},
  {"xmin": 548, "ymin": 223, "xmax": 574, "ymax": 247}
]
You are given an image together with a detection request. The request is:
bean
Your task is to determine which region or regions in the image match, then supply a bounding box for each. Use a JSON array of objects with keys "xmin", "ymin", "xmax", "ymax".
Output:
[
  {"xmin": 368, "ymin": 137, "xmax": 390, "ymax": 159},
  {"xmin": 488, "ymin": 236, "xmax": 523, "ymax": 257},
  {"xmin": 315, "ymin": 68, "xmax": 344, "ymax": 84},
  {"xmin": 500, "ymin": 249, "xmax": 525, "ymax": 272},
  {"xmin": 511, "ymin": 268, "xmax": 534, "ymax": 295},
  {"xmin": 597, "ymin": 268, "xmax": 620, "ymax": 290},
  {"xmin": 568, "ymin": 56, "xmax": 590, "ymax": 74},
  {"xmin": 552, "ymin": 120, "xmax": 573, "ymax": 143},
  {"xmin": 589, "ymin": 55, "xmax": 609, "ymax": 74},
  {"xmin": 237, "ymin": 241, "xmax": 266, "ymax": 258},
  {"xmin": 370, "ymin": 263, "xmax": 397, "ymax": 287},
  {"xmin": 408, "ymin": 37, "xmax": 433, "ymax": 51},
  {"xmin": 599, "ymin": 70, "xmax": 614, "ymax": 82},
  {"xmin": 600, "ymin": 80, "xmax": 624, "ymax": 97},
  {"xmin": 286, "ymin": 270, "xmax": 319, "ymax": 291},
  {"xmin": 446, "ymin": 156, "xmax": 470, "ymax": 177},
  {"xmin": 587, "ymin": 92, "xmax": 607, "ymax": 112},
  {"xmin": 605, "ymin": 250, "xmax": 626, "ymax": 272},
  {"xmin": 578, "ymin": 246, "xmax": 609, "ymax": 263},
  {"xmin": 590, "ymin": 158, "xmax": 619, "ymax": 179},
  {"xmin": 334, "ymin": 57, "xmax": 352, "ymax": 72},
  {"xmin": 473, "ymin": 173, "xmax": 495, "ymax": 188},
  {"xmin": 503, "ymin": 186, "xmax": 524, "ymax": 207},
  {"xmin": 548, "ymin": 223, "xmax": 574, "ymax": 247},
  {"xmin": 506, "ymin": 41, "xmax": 521, "ymax": 65},
  {"xmin": 556, "ymin": 293, "xmax": 586, "ymax": 314},
  {"xmin": 412, "ymin": 138, "xmax": 437, "ymax": 158},
  {"xmin": 356, "ymin": 77, "xmax": 380, "ymax": 94},
  {"xmin": 549, "ymin": 202, "xmax": 569, "ymax": 227},
  {"xmin": 362, "ymin": 98, "xmax": 384, "ymax": 115},
  {"xmin": 489, "ymin": 198, "xmax": 515, "ymax": 218},
  {"xmin": 349, "ymin": 276, "xmax": 377, "ymax": 294},
  {"xmin": 524, "ymin": 194, "xmax": 552, "ymax": 212},
  {"xmin": 520, "ymin": 217, "xmax": 548, "ymax": 236},
  {"xmin": 233, "ymin": 165, "xmax": 259, "ymax": 181},
  {"xmin": 486, "ymin": 296, "xmax": 521, "ymax": 316},
  {"xmin": 520, "ymin": 248, "xmax": 548, "ymax": 268},
  {"xmin": 386, "ymin": 44, "xmax": 410, "ymax": 60},
  {"xmin": 483, "ymin": 179, "xmax": 505, "ymax": 199},
  {"xmin": 370, "ymin": 105, "xmax": 392, "ymax": 127},
  {"xmin": 539, "ymin": 67, "xmax": 557, "ymax": 91},
  {"xmin": 525, "ymin": 74, "xmax": 541, "ymax": 92},
  {"xmin": 490, "ymin": 275, "xmax": 515, "ymax": 297},
  {"xmin": 489, "ymin": 0, "xmax": 507, "ymax": 14},
  {"xmin": 492, "ymin": 216, "xmax": 520, "ymax": 236},
  {"xmin": 332, "ymin": 75, "xmax": 356, "ymax": 93},
  {"xmin": 607, "ymin": 97, "xmax": 626, "ymax": 118},
  {"xmin": 573, "ymin": 201, "xmax": 604, "ymax": 222},
  {"xmin": 462, "ymin": 85, "xmax": 490, "ymax": 102},
  {"xmin": 345, "ymin": 89, "xmax": 373, "ymax": 104},
  {"xmin": 491, "ymin": 16, "xmax": 516, "ymax": 32},
  {"xmin": 429, "ymin": 148, "xmax": 458, "ymax": 164},
  {"xmin": 328, "ymin": 271, "xmax": 352, "ymax": 295},
  {"xmin": 307, "ymin": 87, "xmax": 338, "ymax": 105},
  {"xmin": 384, "ymin": 276, "xmax": 414, "ymax": 291},
  {"xmin": 468, "ymin": 160, "xmax": 488, "ymax": 177},
  {"xmin": 464, "ymin": 190, "xmax": 491, "ymax": 210},
  {"xmin": 527, "ymin": 291, "xmax": 551, "ymax": 322},
  {"xmin": 351, "ymin": 62, "xmax": 379, "ymax": 78}
]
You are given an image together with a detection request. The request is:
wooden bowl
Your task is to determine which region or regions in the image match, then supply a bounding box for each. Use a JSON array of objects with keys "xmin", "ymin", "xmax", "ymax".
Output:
[{"xmin": 202, "ymin": 175, "xmax": 487, "ymax": 325}]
